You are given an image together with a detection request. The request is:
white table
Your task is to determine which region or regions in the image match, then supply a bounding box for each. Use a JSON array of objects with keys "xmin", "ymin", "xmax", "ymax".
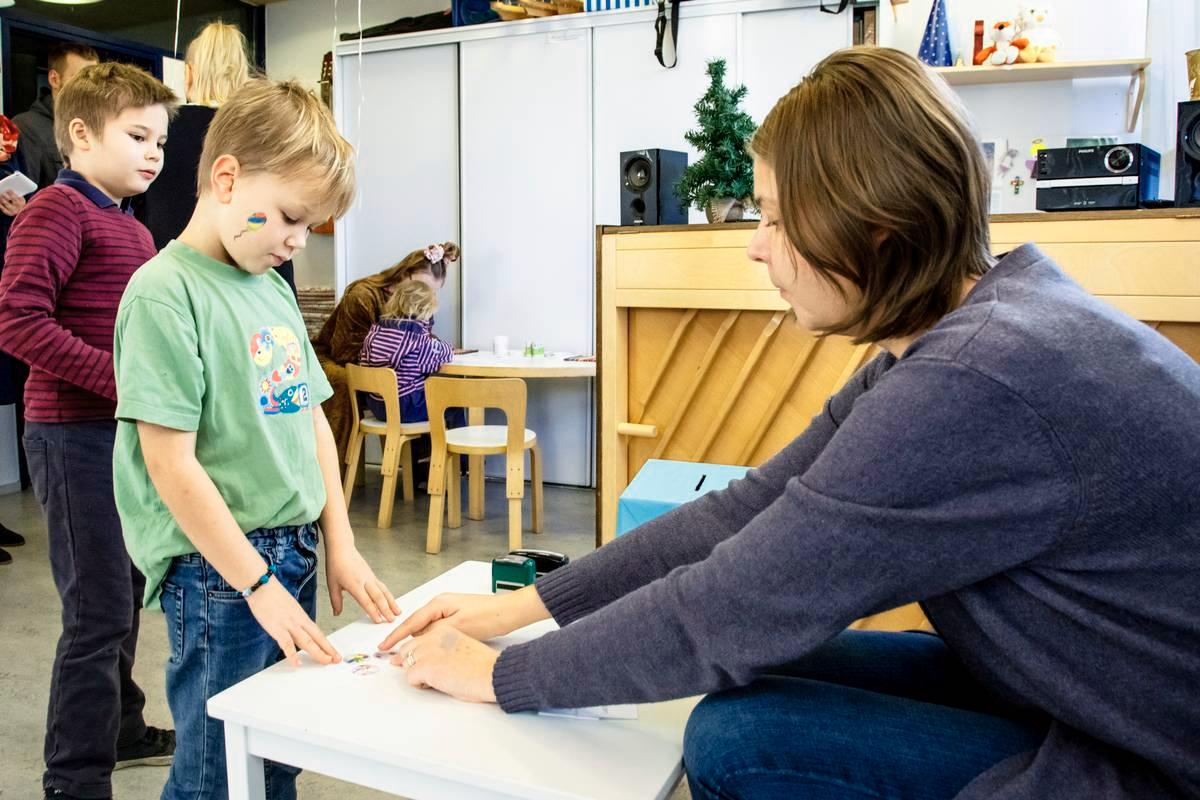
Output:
[
  {"xmin": 439, "ymin": 351, "xmax": 596, "ymax": 380},
  {"xmin": 208, "ymin": 561, "xmax": 697, "ymax": 800},
  {"xmin": 438, "ymin": 353, "xmax": 596, "ymax": 521}
]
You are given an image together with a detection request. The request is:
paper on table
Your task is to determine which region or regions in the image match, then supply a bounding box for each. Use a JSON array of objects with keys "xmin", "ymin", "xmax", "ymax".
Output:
[
  {"xmin": 0, "ymin": 171, "xmax": 37, "ymax": 197},
  {"xmin": 539, "ymin": 704, "xmax": 638, "ymax": 721}
]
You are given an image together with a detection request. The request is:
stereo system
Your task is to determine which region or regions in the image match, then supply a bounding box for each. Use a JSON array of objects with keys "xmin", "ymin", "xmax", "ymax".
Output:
[
  {"xmin": 620, "ymin": 148, "xmax": 687, "ymax": 226},
  {"xmin": 1035, "ymin": 143, "xmax": 1160, "ymax": 211}
]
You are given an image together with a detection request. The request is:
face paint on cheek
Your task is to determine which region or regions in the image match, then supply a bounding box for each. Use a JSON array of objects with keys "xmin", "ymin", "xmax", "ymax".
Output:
[{"xmin": 233, "ymin": 212, "xmax": 268, "ymax": 240}]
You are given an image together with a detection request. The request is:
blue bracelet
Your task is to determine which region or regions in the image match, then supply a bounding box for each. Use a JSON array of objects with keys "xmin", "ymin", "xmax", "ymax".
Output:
[{"xmin": 240, "ymin": 563, "xmax": 277, "ymax": 599}]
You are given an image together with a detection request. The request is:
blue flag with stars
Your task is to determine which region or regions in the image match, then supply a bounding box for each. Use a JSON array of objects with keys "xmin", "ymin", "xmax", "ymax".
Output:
[{"xmin": 918, "ymin": 0, "xmax": 954, "ymax": 67}]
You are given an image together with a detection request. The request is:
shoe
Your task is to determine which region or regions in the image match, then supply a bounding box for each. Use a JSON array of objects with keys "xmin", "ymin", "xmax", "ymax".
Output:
[
  {"xmin": 114, "ymin": 726, "xmax": 175, "ymax": 769},
  {"xmin": 45, "ymin": 790, "xmax": 110, "ymax": 800},
  {"xmin": 0, "ymin": 547, "xmax": 10, "ymax": 566},
  {"xmin": 0, "ymin": 522, "xmax": 23, "ymax": 547}
]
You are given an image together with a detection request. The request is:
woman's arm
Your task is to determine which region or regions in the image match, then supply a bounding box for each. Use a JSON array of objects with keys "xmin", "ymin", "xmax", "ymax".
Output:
[{"xmin": 490, "ymin": 358, "xmax": 1078, "ymax": 711}]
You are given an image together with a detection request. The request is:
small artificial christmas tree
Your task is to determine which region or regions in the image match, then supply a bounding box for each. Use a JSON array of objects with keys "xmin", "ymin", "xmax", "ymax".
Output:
[{"xmin": 675, "ymin": 59, "xmax": 757, "ymax": 222}]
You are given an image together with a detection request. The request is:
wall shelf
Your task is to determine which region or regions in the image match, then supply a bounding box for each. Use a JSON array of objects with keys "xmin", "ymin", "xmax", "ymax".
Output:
[{"xmin": 933, "ymin": 58, "xmax": 1150, "ymax": 132}]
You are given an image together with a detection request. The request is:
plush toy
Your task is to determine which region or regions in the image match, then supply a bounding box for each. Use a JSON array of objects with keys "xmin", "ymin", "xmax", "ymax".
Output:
[
  {"xmin": 974, "ymin": 21, "xmax": 1027, "ymax": 66},
  {"xmin": 1017, "ymin": 5, "xmax": 1059, "ymax": 63}
]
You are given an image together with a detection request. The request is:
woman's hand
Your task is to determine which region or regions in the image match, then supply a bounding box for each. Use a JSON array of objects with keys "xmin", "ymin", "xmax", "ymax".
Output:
[
  {"xmin": 0, "ymin": 190, "xmax": 25, "ymax": 217},
  {"xmin": 394, "ymin": 622, "xmax": 499, "ymax": 703},
  {"xmin": 246, "ymin": 578, "xmax": 341, "ymax": 667},
  {"xmin": 378, "ymin": 585, "xmax": 548, "ymax": 651},
  {"xmin": 325, "ymin": 542, "xmax": 401, "ymax": 623}
]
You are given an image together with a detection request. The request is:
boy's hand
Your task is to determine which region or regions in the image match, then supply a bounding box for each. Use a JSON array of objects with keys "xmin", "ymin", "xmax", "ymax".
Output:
[
  {"xmin": 0, "ymin": 190, "xmax": 25, "ymax": 217},
  {"xmin": 246, "ymin": 578, "xmax": 341, "ymax": 667},
  {"xmin": 326, "ymin": 542, "xmax": 401, "ymax": 623}
]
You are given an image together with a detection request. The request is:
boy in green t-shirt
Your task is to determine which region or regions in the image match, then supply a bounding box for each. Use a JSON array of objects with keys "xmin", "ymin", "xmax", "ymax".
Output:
[{"xmin": 113, "ymin": 79, "xmax": 400, "ymax": 800}]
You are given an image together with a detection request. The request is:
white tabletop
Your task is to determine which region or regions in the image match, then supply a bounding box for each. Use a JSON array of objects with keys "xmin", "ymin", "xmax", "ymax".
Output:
[
  {"xmin": 439, "ymin": 351, "xmax": 596, "ymax": 378},
  {"xmin": 208, "ymin": 561, "xmax": 696, "ymax": 800}
]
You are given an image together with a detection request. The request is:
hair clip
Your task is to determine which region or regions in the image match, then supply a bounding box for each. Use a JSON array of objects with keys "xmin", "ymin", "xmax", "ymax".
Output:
[{"xmin": 424, "ymin": 243, "xmax": 445, "ymax": 264}]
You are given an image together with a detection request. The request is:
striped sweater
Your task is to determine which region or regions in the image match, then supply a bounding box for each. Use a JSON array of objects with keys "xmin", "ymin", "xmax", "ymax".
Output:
[
  {"xmin": 358, "ymin": 317, "xmax": 453, "ymax": 404},
  {"xmin": 0, "ymin": 171, "xmax": 156, "ymax": 422}
]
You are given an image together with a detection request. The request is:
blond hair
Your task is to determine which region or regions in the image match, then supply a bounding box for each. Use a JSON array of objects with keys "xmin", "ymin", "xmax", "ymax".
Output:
[
  {"xmin": 381, "ymin": 280, "xmax": 438, "ymax": 321},
  {"xmin": 198, "ymin": 79, "xmax": 356, "ymax": 219},
  {"xmin": 55, "ymin": 63, "xmax": 179, "ymax": 165},
  {"xmin": 185, "ymin": 21, "xmax": 251, "ymax": 107},
  {"xmin": 750, "ymin": 47, "xmax": 992, "ymax": 344},
  {"xmin": 362, "ymin": 241, "xmax": 460, "ymax": 290}
]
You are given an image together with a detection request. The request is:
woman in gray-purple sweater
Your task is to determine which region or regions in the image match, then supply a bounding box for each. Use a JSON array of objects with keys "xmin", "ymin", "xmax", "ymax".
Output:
[{"xmin": 378, "ymin": 47, "xmax": 1200, "ymax": 800}]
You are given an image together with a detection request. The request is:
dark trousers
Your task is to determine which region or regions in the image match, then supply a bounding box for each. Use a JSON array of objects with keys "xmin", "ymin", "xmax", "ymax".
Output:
[{"xmin": 25, "ymin": 421, "xmax": 149, "ymax": 799}]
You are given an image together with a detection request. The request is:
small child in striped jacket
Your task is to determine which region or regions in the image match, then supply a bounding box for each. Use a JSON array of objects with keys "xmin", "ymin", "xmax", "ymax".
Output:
[{"xmin": 358, "ymin": 279, "xmax": 454, "ymax": 423}]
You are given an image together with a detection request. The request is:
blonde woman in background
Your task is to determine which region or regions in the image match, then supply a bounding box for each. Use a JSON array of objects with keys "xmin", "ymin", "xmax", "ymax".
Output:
[{"xmin": 132, "ymin": 23, "xmax": 299, "ymax": 291}]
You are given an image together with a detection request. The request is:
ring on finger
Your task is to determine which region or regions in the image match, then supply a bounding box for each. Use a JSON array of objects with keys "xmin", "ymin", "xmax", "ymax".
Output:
[{"xmin": 405, "ymin": 651, "xmax": 416, "ymax": 668}]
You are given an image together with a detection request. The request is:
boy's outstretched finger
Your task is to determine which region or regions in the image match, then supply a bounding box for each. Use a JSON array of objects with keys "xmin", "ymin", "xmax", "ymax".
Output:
[
  {"xmin": 347, "ymin": 582, "xmax": 385, "ymax": 623},
  {"xmin": 366, "ymin": 581, "xmax": 397, "ymax": 622},
  {"xmin": 279, "ymin": 636, "xmax": 301, "ymax": 668},
  {"xmin": 302, "ymin": 620, "xmax": 341, "ymax": 663},
  {"xmin": 378, "ymin": 582, "xmax": 401, "ymax": 616}
]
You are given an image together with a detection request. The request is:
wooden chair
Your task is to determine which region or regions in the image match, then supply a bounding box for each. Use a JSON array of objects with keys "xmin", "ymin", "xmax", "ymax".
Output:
[
  {"xmin": 342, "ymin": 364, "xmax": 430, "ymax": 528},
  {"xmin": 424, "ymin": 376, "xmax": 543, "ymax": 554}
]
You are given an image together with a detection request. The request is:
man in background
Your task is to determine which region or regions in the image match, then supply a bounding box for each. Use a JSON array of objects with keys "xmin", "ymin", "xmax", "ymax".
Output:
[{"xmin": 13, "ymin": 42, "xmax": 99, "ymax": 190}]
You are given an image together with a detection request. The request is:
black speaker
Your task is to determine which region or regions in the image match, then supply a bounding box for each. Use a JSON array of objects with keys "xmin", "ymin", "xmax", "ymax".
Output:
[
  {"xmin": 1175, "ymin": 100, "xmax": 1200, "ymax": 207},
  {"xmin": 620, "ymin": 149, "xmax": 687, "ymax": 226}
]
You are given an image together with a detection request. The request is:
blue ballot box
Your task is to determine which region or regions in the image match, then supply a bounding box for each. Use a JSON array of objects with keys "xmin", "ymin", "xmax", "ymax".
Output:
[{"xmin": 616, "ymin": 459, "xmax": 752, "ymax": 537}]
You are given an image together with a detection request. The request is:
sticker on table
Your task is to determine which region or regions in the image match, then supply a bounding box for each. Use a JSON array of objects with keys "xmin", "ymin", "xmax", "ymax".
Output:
[
  {"xmin": 373, "ymin": 651, "xmax": 395, "ymax": 661},
  {"xmin": 345, "ymin": 652, "xmax": 371, "ymax": 664},
  {"xmin": 350, "ymin": 664, "xmax": 379, "ymax": 677}
]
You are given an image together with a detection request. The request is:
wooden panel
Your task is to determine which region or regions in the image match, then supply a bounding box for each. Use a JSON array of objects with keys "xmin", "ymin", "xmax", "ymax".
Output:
[
  {"xmin": 615, "ymin": 289, "xmax": 789, "ymax": 310},
  {"xmin": 617, "ymin": 248, "xmax": 775, "ymax": 291},
  {"xmin": 990, "ymin": 242, "xmax": 1200, "ymax": 296}
]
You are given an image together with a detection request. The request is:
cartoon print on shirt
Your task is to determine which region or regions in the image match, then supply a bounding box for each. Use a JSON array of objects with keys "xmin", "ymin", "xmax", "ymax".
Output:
[{"xmin": 250, "ymin": 324, "xmax": 310, "ymax": 415}]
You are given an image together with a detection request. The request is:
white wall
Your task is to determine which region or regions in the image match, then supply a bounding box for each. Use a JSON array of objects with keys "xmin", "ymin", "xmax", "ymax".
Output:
[{"xmin": 265, "ymin": 0, "xmax": 448, "ymax": 287}]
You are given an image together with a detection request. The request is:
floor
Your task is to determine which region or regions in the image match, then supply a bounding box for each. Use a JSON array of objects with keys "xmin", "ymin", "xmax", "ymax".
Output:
[{"xmin": 0, "ymin": 470, "xmax": 692, "ymax": 800}]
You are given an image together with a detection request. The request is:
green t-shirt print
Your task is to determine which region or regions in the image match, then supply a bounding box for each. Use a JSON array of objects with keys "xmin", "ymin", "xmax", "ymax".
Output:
[
  {"xmin": 113, "ymin": 240, "xmax": 333, "ymax": 607},
  {"xmin": 253, "ymin": 324, "xmax": 314, "ymax": 415}
]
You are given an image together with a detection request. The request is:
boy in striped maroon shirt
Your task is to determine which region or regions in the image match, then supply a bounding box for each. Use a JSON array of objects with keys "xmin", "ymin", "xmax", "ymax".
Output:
[{"xmin": 0, "ymin": 63, "xmax": 178, "ymax": 800}]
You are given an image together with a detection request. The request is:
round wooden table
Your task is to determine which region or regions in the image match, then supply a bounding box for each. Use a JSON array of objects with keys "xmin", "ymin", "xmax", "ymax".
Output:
[{"xmin": 437, "ymin": 351, "xmax": 595, "ymax": 519}]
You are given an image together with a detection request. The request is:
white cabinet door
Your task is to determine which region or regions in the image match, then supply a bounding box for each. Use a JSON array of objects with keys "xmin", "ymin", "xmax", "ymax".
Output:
[
  {"xmin": 593, "ymin": 17, "xmax": 739, "ymax": 226},
  {"xmin": 337, "ymin": 44, "xmax": 462, "ymax": 343},
  {"xmin": 740, "ymin": 6, "xmax": 853, "ymax": 125},
  {"xmin": 460, "ymin": 30, "xmax": 594, "ymax": 487}
]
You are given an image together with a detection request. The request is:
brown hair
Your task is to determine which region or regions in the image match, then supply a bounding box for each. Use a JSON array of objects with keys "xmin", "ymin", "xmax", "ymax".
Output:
[
  {"xmin": 750, "ymin": 47, "xmax": 993, "ymax": 344},
  {"xmin": 381, "ymin": 280, "xmax": 438, "ymax": 321},
  {"xmin": 185, "ymin": 21, "xmax": 251, "ymax": 107},
  {"xmin": 198, "ymin": 79, "xmax": 356, "ymax": 219},
  {"xmin": 48, "ymin": 42, "xmax": 99, "ymax": 76},
  {"xmin": 362, "ymin": 242, "xmax": 460, "ymax": 290},
  {"xmin": 55, "ymin": 62, "xmax": 179, "ymax": 164}
]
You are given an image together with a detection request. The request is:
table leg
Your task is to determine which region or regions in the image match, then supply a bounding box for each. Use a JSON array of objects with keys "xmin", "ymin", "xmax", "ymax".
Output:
[
  {"xmin": 468, "ymin": 406, "xmax": 485, "ymax": 520},
  {"xmin": 224, "ymin": 721, "xmax": 266, "ymax": 800}
]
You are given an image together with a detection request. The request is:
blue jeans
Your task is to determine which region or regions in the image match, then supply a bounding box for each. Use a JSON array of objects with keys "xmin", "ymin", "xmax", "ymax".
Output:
[
  {"xmin": 158, "ymin": 523, "xmax": 320, "ymax": 800},
  {"xmin": 684, "ymin": 631, "xmax": 1049, "ymax": 800}
]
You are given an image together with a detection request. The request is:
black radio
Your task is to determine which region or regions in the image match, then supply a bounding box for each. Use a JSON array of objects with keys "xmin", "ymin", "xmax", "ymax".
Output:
[{"xmin": 1035, "ymin": 144, "xmax": 1160, "ymax": 211}]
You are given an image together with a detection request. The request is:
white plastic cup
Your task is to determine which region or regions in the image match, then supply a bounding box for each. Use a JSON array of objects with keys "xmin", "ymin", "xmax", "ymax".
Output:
[{"xmin": 493, "ymin": 335, "xmax": 509, "ymax": 356}]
